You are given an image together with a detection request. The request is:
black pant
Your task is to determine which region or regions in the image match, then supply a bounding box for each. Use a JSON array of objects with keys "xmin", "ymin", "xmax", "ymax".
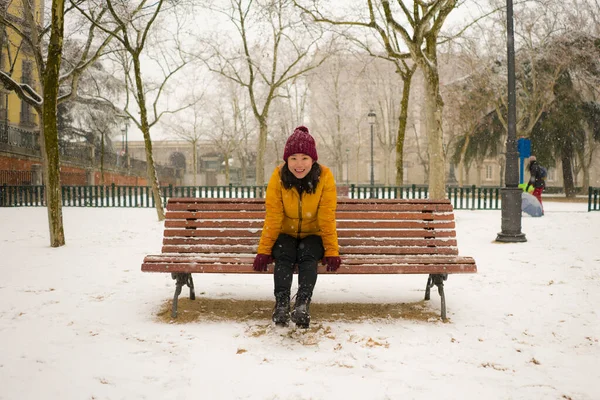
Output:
[{"xmin": 271, "ymin": 234, "xmax": 324, "ymax": 301}]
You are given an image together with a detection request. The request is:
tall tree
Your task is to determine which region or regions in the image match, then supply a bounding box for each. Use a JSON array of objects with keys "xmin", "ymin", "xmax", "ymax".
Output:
[
  {"xmin": 307, "ymin": 52, "xmax": 361, "ymax": 180},
  {"xmin": 531, "ymin": 70, "xmax": 600, "ymax": 196},
  {"xmin": 0, "ymin": 0, "xmax": 118, "ymax": 247},
  {"xmin": 73, "ymin": 0, "xmax": 192, "ymax": 220},
  {"xmin": 451, "ymin": 30, "xmax": 600, "ymax": 194},
  {"xmin": 295, "ymin": 0, "xmax": 457, "ymax": 198},
  {"xmin": 294, "ymin": 1, "xmax": 417, "ymax": 186},
  {"xmin": 166, "ymin": 87, "xmax": 206, "ymax": 187},
  {"xmin": 196, "ymin": 0, "xmax": 329, "ymax": 186}
]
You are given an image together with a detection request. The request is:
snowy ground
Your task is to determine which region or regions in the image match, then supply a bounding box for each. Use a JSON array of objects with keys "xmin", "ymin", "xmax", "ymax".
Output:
[{"xmin": 0, "ymin": 201, "xmax": 599, "ymax": 400}]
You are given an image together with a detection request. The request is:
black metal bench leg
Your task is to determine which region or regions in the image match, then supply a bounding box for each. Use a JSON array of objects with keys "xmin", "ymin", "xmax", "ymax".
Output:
[
  {"xmin": 171, "ymin": 273, "xmax": 193, "ymax": 318},
  {"xmin": 425, "ymin": 274, "xmax": 448, "ymax": 321},
  {"xmin": 188, "ymin": 274, "xmax": 195, "ymax": 300},
  {"xmin": 425, "ymin": 275, "xmax": 433, "ymax": 300},
  {"xmin": 437, "ymin": 278, "xmax": 447, "ymax": 321}
]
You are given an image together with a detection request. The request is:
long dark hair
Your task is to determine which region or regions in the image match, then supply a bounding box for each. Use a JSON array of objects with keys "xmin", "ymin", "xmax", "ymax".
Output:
[{"xmin": 280, "ymin": 162, "xmax": 321, "ymax": 194}]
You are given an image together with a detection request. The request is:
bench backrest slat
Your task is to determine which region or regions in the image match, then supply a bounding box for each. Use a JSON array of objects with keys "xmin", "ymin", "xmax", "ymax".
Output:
[
  {"xmin": 162, "ymin": 228, "xmax": 456, "ymax": 239},
  {"xmin": 166, "ymin": 210, "xmax": 455, "ymax": 221}
]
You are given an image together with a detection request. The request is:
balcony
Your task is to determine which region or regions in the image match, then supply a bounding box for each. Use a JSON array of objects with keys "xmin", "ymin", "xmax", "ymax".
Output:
[{"xmin": 0, "ymin": 124, "xmax": 40, "ymax": 152}]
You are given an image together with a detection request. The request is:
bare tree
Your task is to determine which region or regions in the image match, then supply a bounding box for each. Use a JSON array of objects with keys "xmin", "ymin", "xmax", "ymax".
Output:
[
  {"xmin": 195, "ymin": 0, "xmax": 329, "ymax": 186},
  {"xmin": 269, "ymin": 75, "xmax": 309, "ymax": 165},
  {"xmin": 206, "ymin": 80, "xmax": 249, "ymax": 185},
  {"xmin": 72, "ymin": 0, "xmax": 193, "ymax": 220},
  {"xmin": 294, "ymin": 2, "xmax": 417, "ymax": 186},
  {"xmin": 65, "ymin": 58, "xmax": 125, "ymax": 184},
  {"xmin": 367, "ymin": 59, "xmax": 410, "ymax": 185},
  {"xmin": 451, "ymin": 0, "xmax": 600, "ymax": 193},
  {"xmin": 307, "ymin": 53, "xmax": 359, "ymax": 179},
  {"xmin": 0, "ymin": 0, "xmax": 118, "ymax": 247},
  {"xmin": 163, "ymin": 81, "xmax": 206, "ymax": 186},
  {"xmin": 294, "ymin": 0, "xmax": 456, "ymax": 198}
]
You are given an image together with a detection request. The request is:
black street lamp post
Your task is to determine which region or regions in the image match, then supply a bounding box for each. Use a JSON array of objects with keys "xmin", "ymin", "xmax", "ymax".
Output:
[
  {"xmin": 368, "ymin": 110, "xmax": 376, "ymax": 198},
  {"xmin": 345, "ymin": 148, "xmax": 349, "ymax": 185},
  {"xmin": 121, "ymin": 122, "xmax": 129, "ymax": 169},
  {"xmin": 496, "ymin": 0, "xmax": 526, "ymax": 242}
]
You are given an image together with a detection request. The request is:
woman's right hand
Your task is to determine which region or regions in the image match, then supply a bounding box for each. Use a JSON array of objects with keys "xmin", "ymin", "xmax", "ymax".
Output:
[
  {"xmin": 322, "ymin": 256, "xmax": 341, "ymax": 272},
  {"xmin": 253, "ymin": 254, "xmax": 274, "ymax": 271}
]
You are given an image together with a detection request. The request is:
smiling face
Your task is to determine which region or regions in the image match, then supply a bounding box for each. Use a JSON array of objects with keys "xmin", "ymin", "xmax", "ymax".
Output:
[{"xmin": 287, "ymin": 153, "xmax": 314, "ymax": 179}]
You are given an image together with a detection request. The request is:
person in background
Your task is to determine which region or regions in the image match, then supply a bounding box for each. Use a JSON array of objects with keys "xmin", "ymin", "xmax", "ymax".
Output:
[
  {"xmin": 253, "ymin": 126, "xmax": 341, "ymax": 329},
  {"xmin": 525, "ymin": 155, "xmax": 546, "ymax": 215}
]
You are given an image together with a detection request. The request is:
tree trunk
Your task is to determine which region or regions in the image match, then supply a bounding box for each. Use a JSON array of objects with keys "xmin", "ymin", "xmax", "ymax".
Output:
[
  {"xmin": 224, "ymin": 152, "xmax": 230, "ymax": 184},
  {"xmin": 42, "ymin": 0, "xmax": 66, "ymax": 247},
  {"xmin": 132, "ymin": 56, "xmax": 165, "ymax": 220},
  {"xmin": 256, "ymin": 117, "xmax": 268, "ymax": 186},
  {"xmin": 395, "ymin": 68, "xmax": 414, "ymax": 186},
  {"xmin": 561, "ymin": 151, "xmax": 576, "ymax": 197},
  {"xmin": 100, "ymin": 130, "xmax": 105, "ymax": 185},
  {"xmin": 192, "ymin": 140, "xmax": 197, "ymax": 187},
  {"xmin": 421, "ymin": 65, "xmax": 446, "ymax": 199}
]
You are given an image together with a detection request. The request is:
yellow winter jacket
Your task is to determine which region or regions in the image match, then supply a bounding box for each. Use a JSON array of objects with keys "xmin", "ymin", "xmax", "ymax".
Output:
[{"xmin": 257, "ymin": 164, "xmax": 339, "ymax": 257}]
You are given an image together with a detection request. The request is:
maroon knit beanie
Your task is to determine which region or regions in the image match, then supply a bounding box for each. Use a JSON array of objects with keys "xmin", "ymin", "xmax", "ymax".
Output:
[{"xmin": 283, "ymin": 126, "xmax": 318, "ymax": 162}]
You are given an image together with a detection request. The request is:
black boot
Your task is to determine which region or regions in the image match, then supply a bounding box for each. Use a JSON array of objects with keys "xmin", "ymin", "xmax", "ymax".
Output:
[
  {"xmin": 291, "ymin": 293, "xmax": 311, "ymax": 329},
  {"xmin": 272, "ymin": 293, "xmax": 290, "ymax": 327}
]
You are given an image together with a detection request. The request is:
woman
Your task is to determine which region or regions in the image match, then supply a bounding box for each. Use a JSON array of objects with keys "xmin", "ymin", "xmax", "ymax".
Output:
[{"xmin": 253, "ymin": 126, "xmax": 341, "ymax": 328}]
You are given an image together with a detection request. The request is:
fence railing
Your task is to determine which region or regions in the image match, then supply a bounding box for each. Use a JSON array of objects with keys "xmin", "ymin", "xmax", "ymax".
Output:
[
  {"xmin": 589, "ymin": 187, "xmax": 600, "ymax": 211},
  {"xmin": 347, "ymin": 184, "xmax": 501, "ymax": 210},
  {"xmin": 1, "ymin": 183, "xmax": 504, "ymax": 209},
  {"xmin": 0, "ymin": 184, "xmax": 268, "ymax": 208}
]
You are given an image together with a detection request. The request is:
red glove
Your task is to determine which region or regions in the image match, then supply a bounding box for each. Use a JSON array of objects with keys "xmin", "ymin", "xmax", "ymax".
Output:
[
  {"xmin": 322, "ymin": 256, "xmax": 341, "ymax": 272},
  {"xmin": 253, "ymin": 254, "xmax": 273, "ymax": 271}
]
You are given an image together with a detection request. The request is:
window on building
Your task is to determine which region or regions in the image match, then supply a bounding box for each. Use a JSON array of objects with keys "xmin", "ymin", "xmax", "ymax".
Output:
[
  {"xmin": 0, "ymin": 55, "xmax": 5, "ymax": 121},
  {"xmin": 485, "ymin": 165, "xmax": 493, "ymax": 180},
  {"xmin": 20, "ymin": 61, "xmax": 34, "ymax": 126},
  {"xmin": 0, "ymin": 93, "xmax": 6, "ymax": 120}
]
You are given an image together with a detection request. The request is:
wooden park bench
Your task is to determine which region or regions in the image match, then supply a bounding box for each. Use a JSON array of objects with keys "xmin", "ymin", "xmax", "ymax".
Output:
[{"xmin": 141, "ymin": 197, "xmax": 477, "ymax": 321}]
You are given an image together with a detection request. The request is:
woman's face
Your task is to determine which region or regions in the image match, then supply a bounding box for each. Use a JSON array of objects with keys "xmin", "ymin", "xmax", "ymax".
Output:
[{"xmin": 287, "ymin": 153, "xmax": 314, "ymax": 179}]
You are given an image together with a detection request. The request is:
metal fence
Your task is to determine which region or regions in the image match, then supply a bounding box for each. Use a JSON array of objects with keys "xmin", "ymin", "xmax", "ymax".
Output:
[
  {"xmin": 1, "ymin": 183, "xmax": 502, "ymax": 209},
  {"xmin": 589, "ymin": 187, "xmax": 600, "ymax": 211},
  {"xmin": 3, "ymin": 183, "xmax": 597, "ymax": 210},
  {"xmin": 0, "ymin": 184, "xmax": 268, "ymax": 208},
  {"xmin": 348, "ymin": 184, "xmax": 501, "ymax": 210}
]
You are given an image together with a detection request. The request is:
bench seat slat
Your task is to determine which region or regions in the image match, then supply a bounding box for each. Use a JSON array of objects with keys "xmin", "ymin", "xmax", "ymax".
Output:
[
  {"xmin": 142, "ymin": 262, "xmax": 476, "ymax": 274},
  {"xmin": 144, "ymin": 254, "xmax": 475, "ymax": 264}
]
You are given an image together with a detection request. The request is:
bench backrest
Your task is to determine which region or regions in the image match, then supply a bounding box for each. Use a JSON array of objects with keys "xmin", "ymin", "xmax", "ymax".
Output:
[{"xmin": 162, "ymin": 197, "xmax": 460, "ymax": 258}]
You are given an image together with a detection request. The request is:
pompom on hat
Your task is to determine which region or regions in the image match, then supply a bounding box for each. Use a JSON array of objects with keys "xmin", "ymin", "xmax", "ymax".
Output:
[{"xmin": 283, "ymin": 126, "xmax": 318, "ymax": 162}]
